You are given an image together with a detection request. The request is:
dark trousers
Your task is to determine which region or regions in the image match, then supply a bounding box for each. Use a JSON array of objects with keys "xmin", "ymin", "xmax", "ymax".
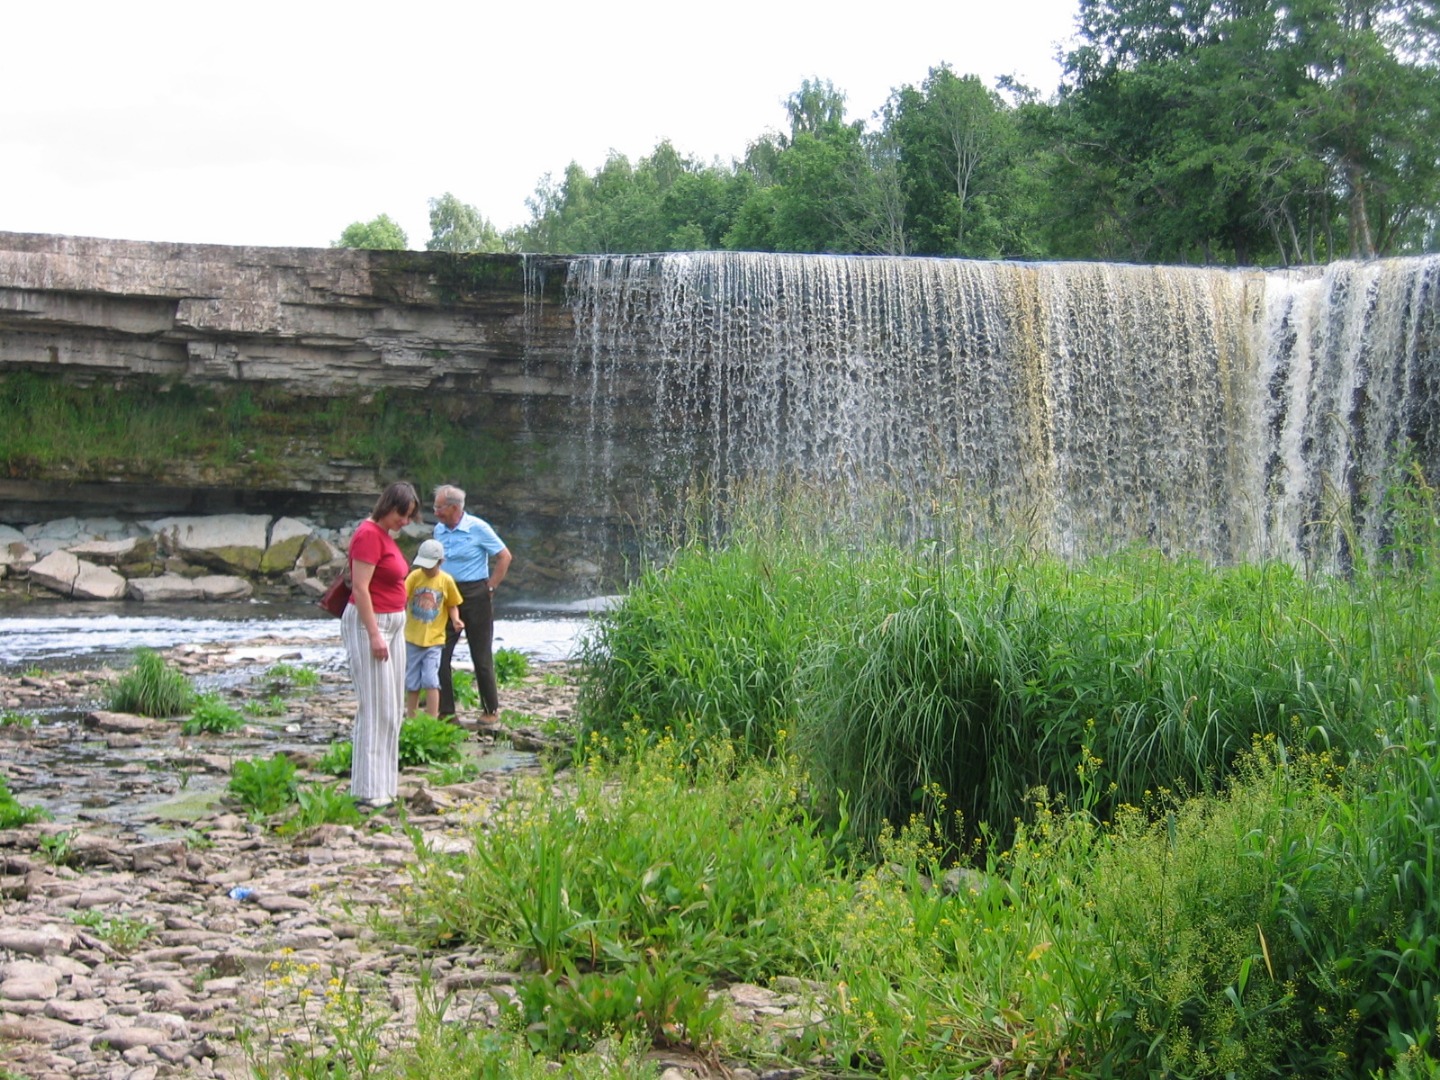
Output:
[{"xmin": 438, "ymin": 578, "xmax": 497, "ymax": 717}]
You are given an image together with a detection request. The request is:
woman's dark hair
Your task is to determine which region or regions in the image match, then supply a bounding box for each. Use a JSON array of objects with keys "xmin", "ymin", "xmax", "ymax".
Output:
[{"xmin": 371, "ymin": 482, "xmax": 419, "ymax": 523}]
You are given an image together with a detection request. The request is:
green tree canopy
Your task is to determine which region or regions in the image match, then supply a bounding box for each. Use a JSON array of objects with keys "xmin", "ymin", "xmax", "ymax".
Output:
[
  {"xmin": 425, "ymin": 192, "xmax": 506, "ymax": 252},
  {"xmin": 333, "ymin": 214, "xmax": 409, "ymax": 250}
]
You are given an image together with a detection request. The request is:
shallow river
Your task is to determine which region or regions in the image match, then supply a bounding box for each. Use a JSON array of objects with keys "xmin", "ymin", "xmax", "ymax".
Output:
[{"xmin": 0, "ymin": 595, "xmax": 606, "ymax": 673}]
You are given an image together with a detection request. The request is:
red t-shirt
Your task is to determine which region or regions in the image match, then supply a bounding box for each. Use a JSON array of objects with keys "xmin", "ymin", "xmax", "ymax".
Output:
[{"xmin": 348, "ymin": 519, "xmax": 409, "ymax": 614}]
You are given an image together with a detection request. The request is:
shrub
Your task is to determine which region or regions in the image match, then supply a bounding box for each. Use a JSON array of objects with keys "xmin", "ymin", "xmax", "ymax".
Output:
[{"xmin": 107, "ymin": 648, "xmax": 194, "ymax": 717}]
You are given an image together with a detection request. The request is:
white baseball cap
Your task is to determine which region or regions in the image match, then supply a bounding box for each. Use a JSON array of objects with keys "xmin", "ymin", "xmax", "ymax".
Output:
[{"xmin": 413, "ymin": 539, "xmax": 445, "ymax": 568}]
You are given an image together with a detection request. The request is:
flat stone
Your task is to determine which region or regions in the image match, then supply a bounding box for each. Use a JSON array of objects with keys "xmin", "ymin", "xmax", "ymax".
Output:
[
  {"xmin": 45, "ymin": 998, "xmax": 109, "ymax": 1024},
  {"xmin": 125, "ymin": 574, "xmax": 204, "ymax": 602},
  {"xmin": 84, "ymin": 711, "xmax": 154, "ymax": 734},
  {"xmin": 90, "ymin": 1025, "xmax": 172, "ymax": 1051},
  {"xmin": 0, "ymin": 927, "xmax": 76, "ymax": 956}
]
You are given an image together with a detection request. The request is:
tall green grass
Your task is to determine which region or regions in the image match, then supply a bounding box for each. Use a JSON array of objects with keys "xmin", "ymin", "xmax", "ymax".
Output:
[
  {"xmin": 579, "ymin": 513, "xmax": 1440, "ymax": 854},
  {"xmin": 107, "ymin": 648, "xmax": 195, "ymax": 718}
]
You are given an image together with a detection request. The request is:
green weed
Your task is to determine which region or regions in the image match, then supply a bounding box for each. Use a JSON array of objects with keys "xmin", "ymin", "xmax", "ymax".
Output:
[
  {"xmin": 402, "ymin": 729, "xmax": 835, "ymax": 981},
  {"xmin": 399, "ymin": 714, "xmax": 467, "ymax": 768},
  {"xmin": 494, "ymin": 647, "xmax": 530, "ymax": 687},
  {"xmin": 181, "ymin": 693, "xmax": 246, "ymax": 735},
  {"xmin": 427, "ymin": 761, "xmax": 480, "ymax": 785},
  {"xmin": 0, "ymin": 774, "xmax": 50, "ymax": 828},
  {"xmin": 276, "ymin": 783, "xmax": 364, "ymax": 836},
  {"xmin": 228, "ymin": 755, "xmax": 300, "ymax": 817},
  {"xmin": 107, "ymin": 648, "xmax": 195, "ymax": 717},
  {"xmin": 452, "ymin": 670, "xmax": 481, "ymax": 711},
  {"xmin": 244, "ymin": 694, "xmax": 288, "ymax": 718},
  {"xmin": 262, "ymin": 662, "xmax": 320, "ymax": 692},
  {"xmin": 0, "ymin": 711, "xmax": 33, "ymax": 729},
  {"xmin": 37, "ymin": 829, "xmax": 75, "ymax": 866},
  {"xmin": 316, "ymin": 741, "xmax": 353, "ymax": 777},
  {"xmin": 68, "ymin": 910, "xmax": 152, "ymax": 954}
]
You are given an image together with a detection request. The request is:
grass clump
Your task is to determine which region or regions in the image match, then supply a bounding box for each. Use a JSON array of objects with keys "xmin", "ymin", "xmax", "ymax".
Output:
[
  {"xmin": 261, "ymin": 662, "xmax": 319, "ymax": 692},
  {"xmin": 180, "ymin": 693, "xmax": 246, "ymax": 735},
  {"xmin": 107, "ymin": 648, "xmax": 195, "ymax": 717}
]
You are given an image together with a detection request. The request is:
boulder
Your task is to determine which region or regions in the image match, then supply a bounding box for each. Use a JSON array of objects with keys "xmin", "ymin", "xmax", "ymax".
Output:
[
  {"xmin": 126, "ymin": 574, "xmax": 205, "ymax": 602},
  {"xmin": 196, "ymin": 575, "xmax": 253, "ymax": 601},
  {"xmin": 68, "ymin": 536, "xmax": 158, "ymax": 566},
  {"xmin": 27, "ymin": 550, "xmax": 127, "ymax": 600},
  {"xmin": 295, "ymin": 533, "xmax": 341, "ymax": 571},
  {"xmin": 260, "ymin": 516, "xmax": 312, "ymax": 574},
  {"xmin": 149, "ymin": 514, "xmax": 269, "ymax": 574}
]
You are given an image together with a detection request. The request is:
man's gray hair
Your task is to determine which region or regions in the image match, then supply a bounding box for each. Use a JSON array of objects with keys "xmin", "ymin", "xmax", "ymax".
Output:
[{"xmin": 433, "ymin": 484, "xmax": 466, "ymax": 508}]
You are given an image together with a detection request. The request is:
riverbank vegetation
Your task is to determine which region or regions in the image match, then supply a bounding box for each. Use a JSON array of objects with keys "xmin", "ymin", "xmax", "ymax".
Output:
[
  {"xmin": 356, "ymin": 0, "xmax": 1440, "ymax": 265},
  {"xmin": 362, "ymin": 480, "xmax": 1440, "ymax": 1077},
  {"xmin": 0, "ymin": 370, "xmax": 517, "ymax": 493}
]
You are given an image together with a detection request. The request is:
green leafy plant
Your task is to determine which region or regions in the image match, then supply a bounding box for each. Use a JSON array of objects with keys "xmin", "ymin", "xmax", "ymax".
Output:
[
  {"xmin": 277, "ymin": 783, "xmax": 364, "ymax": 836},
  {"xmin": 427, "ymin": 760, "xmax": 480, "ymax": 785},
  {"xmin": 106, "ymin": 648, "xmax": 195, "ymax": 718},
  {"xmin": 494, "ymin": 648, "xmax": 530, "ymax": 687},
  {"xmin": 452, "ymin": 670, "xmax": 481, "ymax": 711},
  {"xmin": 509, "ymin": 957, "xmax": 724, "ymax": 1055},
  {"xmin": 0, "ymin": 774, "xmax": 50, "ymax": 829},
  {"xmin": 0, "ymin": 711, "xmax": 33, "ymax": 729},
  {"xmin": 399, "ymin": 713, "xmax": 467, "ymax": 768},
  {"xmin": 181, "ymin": 692, "xmax": 246, "ymax": 735},
  {"xmin": 0, "ymin": 777, "xmax": 50, "ymax": 829},
  {"xmin": 316, "ymin": 741, "xmax": 353, "ymax": 777},
  {"xmin": 21, "ymin": 665, "xmax": 45, "ymax": 678},
  {"xmin": 37, "ymin": 829, "xmax": 76, "ymax": 866},
  {"xmin": 228, "ymin": 755, "xmax": 300, "ymax": 817},
  {"xmin": 68, "ymin": 910, "xmax": 152, "ymax": 953}
]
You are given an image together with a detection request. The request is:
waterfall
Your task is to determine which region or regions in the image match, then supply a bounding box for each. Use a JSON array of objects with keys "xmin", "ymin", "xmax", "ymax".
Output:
[{"xmin": 566, "ymin": 252, "xmax": 1440, "ymax": 567}]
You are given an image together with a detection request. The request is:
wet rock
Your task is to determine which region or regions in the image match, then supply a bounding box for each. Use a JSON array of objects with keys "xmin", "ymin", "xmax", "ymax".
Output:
[{"xmin": 85, "ymin": 711, "xmax": 155, "ymax": 735}]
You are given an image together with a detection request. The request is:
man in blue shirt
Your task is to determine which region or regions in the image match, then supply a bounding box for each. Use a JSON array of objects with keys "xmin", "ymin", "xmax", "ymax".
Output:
[{"xmin": 431, "ymin": 484, "xmax": 512, "ymax": 727}]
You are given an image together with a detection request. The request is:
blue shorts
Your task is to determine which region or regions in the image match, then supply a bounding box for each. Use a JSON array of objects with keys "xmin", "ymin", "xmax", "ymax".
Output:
[{"xmin": 405, "ymin": 643, "xmax": 442, "ymax": 691}]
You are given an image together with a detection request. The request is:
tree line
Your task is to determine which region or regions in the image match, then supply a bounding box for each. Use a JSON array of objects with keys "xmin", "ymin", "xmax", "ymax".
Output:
[{"xmin": 338, "ymin": 0, "xmax": 1440, "ymax": 266}]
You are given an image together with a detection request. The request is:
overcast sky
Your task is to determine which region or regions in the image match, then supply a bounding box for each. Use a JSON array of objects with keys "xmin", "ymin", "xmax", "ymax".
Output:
[{"xmin": 3, "ymin": 0, "xmax": 1079, "ymax": 251}]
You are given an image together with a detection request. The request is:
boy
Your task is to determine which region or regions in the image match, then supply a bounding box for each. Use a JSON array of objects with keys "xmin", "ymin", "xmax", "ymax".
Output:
[{"xmin": 403, "ymin": 538, "xmax": 464, "ymax": 718}]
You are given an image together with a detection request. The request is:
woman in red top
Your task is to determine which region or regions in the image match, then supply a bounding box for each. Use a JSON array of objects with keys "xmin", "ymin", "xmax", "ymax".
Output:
[{"xmin": 342, "ymin": 481, "xmax": 419, "ymax": 808}]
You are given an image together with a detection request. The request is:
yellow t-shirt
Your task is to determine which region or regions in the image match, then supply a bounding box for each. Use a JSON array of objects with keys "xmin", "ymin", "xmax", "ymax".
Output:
[{"xmin": 403, "ymin": 568, "xmax": 462, "ymax": 648}]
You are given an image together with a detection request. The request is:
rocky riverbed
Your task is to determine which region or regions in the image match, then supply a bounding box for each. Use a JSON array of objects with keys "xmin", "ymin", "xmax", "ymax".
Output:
[{"xmin": 0, "ymin": 640, "xmax": 817, "ymax": 1080}]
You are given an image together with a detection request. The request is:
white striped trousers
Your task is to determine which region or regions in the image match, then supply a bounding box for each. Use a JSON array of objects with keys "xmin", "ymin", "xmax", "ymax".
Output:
[{"xmin": 341, "ymin": 606, "xmax": 406, "ymax": 802}]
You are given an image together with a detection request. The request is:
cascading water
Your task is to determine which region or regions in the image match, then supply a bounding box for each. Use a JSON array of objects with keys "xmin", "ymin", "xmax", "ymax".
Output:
[{"xmin": 567, "ymin": 252, "xmax": 1440, "ymax": 568}]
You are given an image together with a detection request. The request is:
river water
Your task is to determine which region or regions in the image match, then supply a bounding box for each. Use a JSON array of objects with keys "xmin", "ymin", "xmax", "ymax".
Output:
[{"xmin": 0, "ymin": 596, "xmax": 610, "ymax": 673}]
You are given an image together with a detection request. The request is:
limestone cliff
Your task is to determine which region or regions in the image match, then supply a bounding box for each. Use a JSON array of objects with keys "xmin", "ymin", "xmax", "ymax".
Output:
[{"xmin": 0, "ymin": 232, "xmax": 611, "ymax": 594}]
